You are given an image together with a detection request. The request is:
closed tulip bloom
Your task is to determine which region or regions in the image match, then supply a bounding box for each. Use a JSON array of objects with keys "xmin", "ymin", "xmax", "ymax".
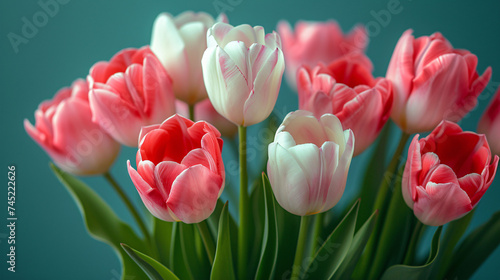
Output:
[
  {"xmin": 403, "ymin": 121, "xmax": 498, "ymax": 226},
  {"xmin": 267, "ymin": 110, "xmax": 354, "ymax": 216},
  {"xmin": 151, "ymin": 11, "xmax": 227, "ymax": 104},
  {"xmin": 297, "ymin": 54, "xmax": 392, "ymax": 156},
  {"xmin": 202, "ymin": 23, "xmax": 285, "ymax": 127},
  {"xmin": 478, "ymin": 86, "xmax": 500, "ymax": 156},
  {"xmin": 88, "ymin": 46, "xmax": 176, "ymax": 147},
  {"xmin": 278, "ymin": 20, "xmax": 369, "ymax": 89},
  {"xmin": 24, "ymin": 79, "xmax": 120, "ymax": 175},
  {"xmin": 386, "ymin": 29, "xmax": 492, "ymax": 134},
  {"xmin": 176, "ymin": 99, "xmax": 238, "ymax": 138},
  {"xmin": 127, "ymin": 114, "xmax": 225, "ymax": 224}
]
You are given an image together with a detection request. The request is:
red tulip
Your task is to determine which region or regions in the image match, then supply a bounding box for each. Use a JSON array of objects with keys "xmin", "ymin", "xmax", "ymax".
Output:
[
  {"xmin": 88, "ymin": 46, "xmax": 176, "ymax": 147},
  {"xmin": 127, "ymin": 114, "xmax": 225, "ymax": 224},
  {"xmin": 386, "ymin": 30, "xmax": 491, "ymax": 134},
  {"xmin": 278, "ymin": 20, "xmax": 369, "ymax": 89},
  {"xmin": 403, "ymin": 121, "xmax": 498, "ymax": 226},
  {"xmin": 24, "ymin": 79, "xmax": 120, "ymax": 175},
  {"xmin": 297, "ymin": 54, "xmax": 392, "ymax": 155},
  {"xmin": 478, "ymin": 86, "xmax": 500, "ymax": 156}
]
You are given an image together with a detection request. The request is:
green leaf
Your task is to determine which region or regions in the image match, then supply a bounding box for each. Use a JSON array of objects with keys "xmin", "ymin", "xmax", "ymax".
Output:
[
  {"xmin": 274, "ymin": 199, "xmax": 301, "ymax": 279},
  {"xmin": 433, "ymin": 210, "xmax": 475, "ymax": 279},
  {"xmin": 332, "ymin": 210, "xmax": 378, "ymax": 280},
  {"xmin": 255, "ymin": 174, "xmax": 279, "ymax": 280},
  {"xmin": 303, "ymin": 200, "xmax": 360, "ymax": 279},
  {"xmin": 357, "ymin": 124, "xmax": 391, "ymax": 230},
  {"xmin": 121, "ymin": 243, "xmax": 179, "ymax": 280},
  {"xmin": 179, "ymin": 223, "xmax": 210, "ymax": 279},
  {"xmin": 170, "ymin": 222, "xmax": 194, "ymax": 280},
  {"xmin": 446, "ymin": 210, "xmax": 500, "ymax": 279},
  {"xmin": 153, "ymin": 218, "xmax": 173, "ymax": 267},
  {"xmin": 380, "ymin": 226, "xmax": 443, "ymax": 280},
  {"xmin": 207, "ymin": 198, "xmax": 239, "ymax": 261},
  {"xmin": 365, "ymin": 164, "xmax": 413, "ymax": 279},
  {"xmin": 249, "ymin": 177, "xmax": 266, "ymax": 274},
  {"xmin": 211, "ymin": 202, "xmax": 236, "ymax": 280},
  {"xmin": 50, "ymin": 164, "xmax": 146, "ymax": 280}
]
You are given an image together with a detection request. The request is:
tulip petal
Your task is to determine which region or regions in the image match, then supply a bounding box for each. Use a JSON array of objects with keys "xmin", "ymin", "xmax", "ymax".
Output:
[
  {"xmin": 413, "ymin": 181, "xmax": 472, "ymax": 226},
  {"xmin": 244, "ymin": 47, "xmax": 284, "ymax": 126},
  {"xmin": 406, "ymin": 54, "xmax": 469, "ymax": 132},
  {"xmin": 403, "ymin": 135, "xmax": 422, "ymax": 208},
  {"xmin": 269, "ymin": 143, "xmax": 310, "ymax": 216},
  {"xmin": 128, "ymin": 161, "xmax": 175, "ymax": 222},
  {"xmin": 322, "ymin": 129, "xmax": 354, "ymax": 211},
  {"xmin": 167, "ymin": 165, "xmax": 222, "ymax": 224}
]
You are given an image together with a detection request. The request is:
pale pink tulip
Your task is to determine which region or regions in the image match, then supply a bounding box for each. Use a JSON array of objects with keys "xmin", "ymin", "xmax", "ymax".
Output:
[
  {"xmin": 88, "ymin": 46, "xmax": 176, "ymax": 147},
  {"xmin": 478, "ymin": 86, "xmax": 500, "ymax": 156},
  {"xmin": 403, "ymin": 121, "xmax": 498, "ymax": 226},
  {"xmin": 297, "ymin": 54, "xmax": 392, "ymax": 156},
  {"xmin": 267, "ymin": 110, "xmax": 354, "ymax": 216},
  {"xmin": 151, "ymin": 11, "xmax": 227, "ymax": 104},
  {"xmin": 386, "ymin": 30, "xmax": 492, "ymax": 134},
  {"xmin": 202, "ymin": 23, "xmax": 285, "ymax": 127},
  {"xmin": 176, "ymin": 99, "xmax": 237, "ymax": 138},
  {"xmin": 128, "ymin": 114, "xmax": 225, "ymax": 224},
  {"xmin": 24, "ymin": 79, "xmax": 120, "ymax": 175},
  {"xmin": 278, "ymin": 20, "xmax": 369, "ymax": 89}
]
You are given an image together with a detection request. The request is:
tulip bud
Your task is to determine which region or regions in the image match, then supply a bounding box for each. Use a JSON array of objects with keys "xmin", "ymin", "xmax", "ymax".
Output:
[
  {"xmin": 24, "ymin": 79, "xmax": 120, "ymax": 175},
  {"xmin": 151, "ymin": 11, "xmax": 228, "ymax": 104},
  {"xmin": 127, "ymin": 114, "xmax": 225, "ymax": 224},
  {"xmin": 386, "ymin": 29, "xmax": 492, "ymax": 134},
  {"xmin": 202, "ymin": 22, "xmax": 285, "ymax": 127},
  {"xmin": 403, "ymin": 121, "xmax": 498, "ymax": 226},
  {"xmin": 88, "ymin": 46, "xmax": 176, "ymax": 147},
  {"xmin": 267, "ymin": 110, "xmax": 354, "ymax": 216},
  {"xmin": 478, "ymin": 86, "xmax": 500, "ymax": 156},
  {"xmin": 297, "ymin": 54, "xmax": 392, "ymax": 156},
  {"xmin": 278, "ymin": 20, "xmax": 369, "ymax": 89}
]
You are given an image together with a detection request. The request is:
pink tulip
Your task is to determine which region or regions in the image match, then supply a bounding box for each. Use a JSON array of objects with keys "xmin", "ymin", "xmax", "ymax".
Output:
[
  {"xmin": 24, "ymin": 79, "xmax": 120, "ymax": 175},
  {"xmin": 201, "ymin": 23, "xmax": 285, "ymax": 127},
  {"xmin": 278, "ymin": 20, "xmax": 369, "ymax": 89},
  {"xmin": 151, "ymin": 11, "xmax": 228, "ymax": 104},
  {"xmin": 386, "ymin": 29, "xmax": 492, "ymax": 134},
  {"xmin": 88, "ymin": 46, "xmax": 176, "ymax": 147},
  {"xmin": 478, "ymin": 86, "xmax": 500, "ymax": 156},
  {"xmin": 127, "ymin": 114, "xmax": 225, "ymax": 224},
  {"xmin": 297, "ymin": 54, "xmax": 392, "ymax": 156},
  {"xmin": 267, "ymin": 110, "xmax": 354, "ymax": 216},
  {"xmin": 176, "ymin": 99, "xmax": 238, "ymax": 138},
  {"xmin": 403, "ymin": 121, "xmax": 498, "ymax": 226}
]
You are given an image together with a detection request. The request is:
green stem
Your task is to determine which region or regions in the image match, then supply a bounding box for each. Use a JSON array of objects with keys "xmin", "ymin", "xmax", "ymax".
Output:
[
  {"xmin": 354, "ymin": 132, "xmax": 410, "ymax": 279},
  {"xmin": 188, "ymin": 104, "xmax": 195, "ymax": 121},
  {"xmin": 292, "ymin": 215, "xmax": 311, "ymax": 280},
  {"xmin": 103, "ymin": 172, "xmax": 157, "ymax": 257},
  {"xmin": 403, "ymin": 220, "xmax": 426, "ymax": 265},
  {"xmin": 238, "ymin": 126, "xmax": 250, "ymax": 280},
  {"xmin": 309, "ymin": 212, "xmax": 323, "ymax": 258},
  {"xmin": 196, "ymin": 220, "xmax": 215, "ymax": 264}
]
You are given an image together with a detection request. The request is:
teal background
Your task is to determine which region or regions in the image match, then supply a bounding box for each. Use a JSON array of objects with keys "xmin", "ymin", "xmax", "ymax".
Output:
[{"xmin": 1, "ymin": 0, "xmax": 499, "ymax": 279}]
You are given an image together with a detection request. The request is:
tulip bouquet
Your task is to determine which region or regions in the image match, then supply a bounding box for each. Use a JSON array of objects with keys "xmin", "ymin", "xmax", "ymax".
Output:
[{"xmin": 25, "ymin": 10, "xmax": 500, "ymax": 280}]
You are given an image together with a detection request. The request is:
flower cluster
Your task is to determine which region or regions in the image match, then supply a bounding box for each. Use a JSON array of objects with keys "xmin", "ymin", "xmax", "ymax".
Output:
[{"xmin": 25, "ymin": 10, "xmax": 500, "ymax": 280}]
